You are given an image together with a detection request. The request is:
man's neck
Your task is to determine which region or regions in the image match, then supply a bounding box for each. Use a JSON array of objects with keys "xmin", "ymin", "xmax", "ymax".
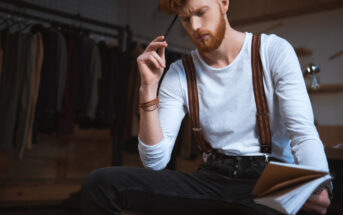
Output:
[{"xmin": 198, "ymin": 26, "xmax": 246, "ymax": 69}]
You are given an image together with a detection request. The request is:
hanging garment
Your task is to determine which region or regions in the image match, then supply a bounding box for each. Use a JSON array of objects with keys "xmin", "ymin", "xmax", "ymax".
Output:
[
  {"xmin": 14, "ymin": 33, "xmax": 34, "ymax": 152},
  {"xmin": 123, "ymin": 42, "xmax": 143, "ymax": 141},
  {"xmin": 95, "ymin": 41, "xmax": 110, "ymax": 128},
  {"xmin": 96, "ymin": 42, "xmax": 121, "ymax": 128},
  {"xmin": 78, "ymin": 40, "xmax": 102, "ymax": 128},
  {"xmin": 56, "ymin": 33, "xmax": 79, "ymax": 135},
  {"xmin": 76, "ymin": 36, "xmax": 92, "ymax": 115},
  {"xmin": 34, "ymin": 27, "xmax": 58, "ymax": 133},
  {"xmin": 0, "ymin": 32, "xmax": 26, "ymax": 150},
  {"xmin": 16, "ymin": 33, "xmax": 44, "ymax": 158},
  {"xmin": 56, "ymin": 31, "xmax": 68, "ymax": 113},
  {"xmin": 85, "ymin": 41, "xmax": 102, "ymax": 120},
  {"xmin": 26, "ymin": 33, "xmax": 44, "ymax": 149},
  {"xmin": 0, "ymin": 31, "xmax": 3, "ymax": 86}
]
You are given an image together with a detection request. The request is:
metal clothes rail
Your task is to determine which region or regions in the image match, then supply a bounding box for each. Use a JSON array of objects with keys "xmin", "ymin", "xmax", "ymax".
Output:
[
  {"xmin": 0, "ymin": 0, "xmax": 126, "ymax": 50},
  {"xmin": 0, "ymin": 0, "xmax": 132, "ymax": 166}
]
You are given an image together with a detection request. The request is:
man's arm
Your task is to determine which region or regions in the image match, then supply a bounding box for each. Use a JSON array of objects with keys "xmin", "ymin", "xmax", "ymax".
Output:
[
  {"xmin": 137, "ymin": 36, "xmax": 167, "ymax": 146},
  {"xmin": 268, "ymin": 35, "xmax": 329, "ymax": 171},
  {"xmin": 267, "ymin": 35, "xmax": 331, "ymax": 214},
  {"xmin": 137, "ymin": 36, "xmax": 186, "ymax": 170}
]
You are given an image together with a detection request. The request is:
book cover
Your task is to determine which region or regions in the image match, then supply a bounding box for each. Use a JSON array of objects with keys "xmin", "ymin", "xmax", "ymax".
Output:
[{"xmin": 252, "ymin": 161, "xmax": 331, "ymax": 215}]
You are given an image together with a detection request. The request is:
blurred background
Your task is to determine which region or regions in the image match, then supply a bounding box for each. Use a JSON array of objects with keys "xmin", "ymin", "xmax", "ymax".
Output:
[{"xmin": 0, "ymin": 0, "xmax": 342, "ymax": 214}]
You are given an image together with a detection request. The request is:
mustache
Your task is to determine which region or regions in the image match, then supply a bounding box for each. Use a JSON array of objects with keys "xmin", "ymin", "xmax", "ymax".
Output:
[{"xmin": 192, "ymin": 30, "xmax": 211, "ymax": 39}]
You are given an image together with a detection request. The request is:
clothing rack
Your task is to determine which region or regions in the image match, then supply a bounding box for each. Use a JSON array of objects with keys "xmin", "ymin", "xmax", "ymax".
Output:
[
  {"xmin": 0, "ymin": 0, "xmax": 133, "ymax": 166},
  {"xmin": 0, "ymin": 0, "xmax": 127, "ymax": 51}
]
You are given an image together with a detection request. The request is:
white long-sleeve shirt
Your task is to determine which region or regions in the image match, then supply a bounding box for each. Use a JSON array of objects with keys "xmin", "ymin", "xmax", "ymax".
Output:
[{"xmin": 138, "ymin": 32, "xmax": 329, "ymax": 172}]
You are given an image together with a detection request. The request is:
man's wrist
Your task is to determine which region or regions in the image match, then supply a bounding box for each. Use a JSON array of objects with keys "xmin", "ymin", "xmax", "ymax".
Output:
[{"xmin": 140, "ymin": 83, "xmax": 159, "ymax": 103}]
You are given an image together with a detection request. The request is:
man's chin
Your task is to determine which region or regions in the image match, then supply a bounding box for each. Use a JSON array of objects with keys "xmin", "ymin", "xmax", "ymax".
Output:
[{"xmin": 192, "ymin": 37, "xmax": 222, "ymax": 53}]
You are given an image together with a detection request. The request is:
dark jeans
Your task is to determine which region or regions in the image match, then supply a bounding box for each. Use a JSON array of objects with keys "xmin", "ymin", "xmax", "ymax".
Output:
[{"xmin": 81, "ymin": 157, "xmax": 285, "ymax": 215}]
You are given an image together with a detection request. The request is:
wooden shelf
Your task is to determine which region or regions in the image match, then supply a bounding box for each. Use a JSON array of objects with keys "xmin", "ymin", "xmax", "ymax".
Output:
[
  {"xmin": 295, "ymin": 47, "xmax": 313, "ymax": 57},
  {"xmin": 308, "ymin": 84, "xmax": 343, "ymax": 94},
  {"xmin": 317, "ymin": 125, "xmax": 343, "ymax": 160}
]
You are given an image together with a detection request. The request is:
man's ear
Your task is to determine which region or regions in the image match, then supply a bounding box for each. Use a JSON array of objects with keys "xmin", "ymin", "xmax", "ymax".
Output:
[{"xmin": 219, "ymin": 0, "xmax": 229, "ymax": 14}]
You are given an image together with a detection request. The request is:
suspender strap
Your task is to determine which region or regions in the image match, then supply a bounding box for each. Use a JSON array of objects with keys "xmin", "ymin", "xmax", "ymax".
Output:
[
  {"xmin": 181, "ymin": 55, "xmax": 213, "ymax": 153},
  {"xmin": 181, "ymin": 34, "xmax": 272, "ymax": 154},
  {"xmin": 251, "ymin": 35, "xmax": 272, "ymax": 153}
]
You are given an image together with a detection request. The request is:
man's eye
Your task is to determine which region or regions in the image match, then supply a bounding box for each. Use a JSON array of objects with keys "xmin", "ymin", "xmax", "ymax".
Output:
[
  {"xmin": 183, "ymin": 17, "xmax": 190, "ymax": 22},
  {"xmin": 197, "ymin": 12, "xmax": 204, "ymax": 16},
  {"xmin": 197, "ymin": 10, "xmax": 206, "ymax": 17}
]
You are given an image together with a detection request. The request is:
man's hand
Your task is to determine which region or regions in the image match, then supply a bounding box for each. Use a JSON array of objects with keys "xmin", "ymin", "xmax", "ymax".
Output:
[
  {"xmin": 137, "ymin": 36, "xmax": 168, "ymax": 87},
  {"xmin": 301, "ymin": 189, "xmax": 331, "ymax": 214}
]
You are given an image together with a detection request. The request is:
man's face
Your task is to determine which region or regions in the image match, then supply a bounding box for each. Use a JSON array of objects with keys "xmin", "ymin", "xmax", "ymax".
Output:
[{"xmin": 178, "ymin": 0, "xmax": 227, "ymax": 53}]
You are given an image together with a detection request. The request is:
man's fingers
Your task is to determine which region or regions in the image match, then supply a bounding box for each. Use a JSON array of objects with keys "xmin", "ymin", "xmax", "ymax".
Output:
[
  {"xmin": 144, "ymin": 53, "xmax": 165, "ymax": 70},
  {"xmin": 146, "ymin": 41, "xmax": 168, "ymax": 52},
  {"xmin": 307, "ymin": 190, "xmax": 331, "ymax": 207},
  {"xmin": 302, "ymin": 201, "xmax": 327, "ymax": 215},
  {"xmin": 152, "ymin": 35, "xmax": 165, "ymax": 42},
  {"xmin": 301, "ymin": 190, "xmax": 331, "ymax": 215},
  {"xmin": 151, "ymin": 52, "xmax": 166, "ymax": 68},
  {"xmin": 307, "ymin": 197, "xmax": 331, "ymax": 208},
  {"xmin": 157, "ymin": 42, "xmax": 166, "ymax": 61}
]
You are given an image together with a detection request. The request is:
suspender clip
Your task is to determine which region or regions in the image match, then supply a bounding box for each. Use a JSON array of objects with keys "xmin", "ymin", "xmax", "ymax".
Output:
[{"xmin": 264, "ymin": 154, "xmax": 269, "ymax": 162}]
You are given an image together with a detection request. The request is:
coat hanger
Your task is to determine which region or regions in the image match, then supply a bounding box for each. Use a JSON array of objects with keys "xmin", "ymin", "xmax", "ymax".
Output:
[
  {"xmin": 7, "ymin": 8, "xmax": 25, "ymax": 32},
  {"xmin": 0, "ymin": 14, "xmax": 11, "ymax": 28}
]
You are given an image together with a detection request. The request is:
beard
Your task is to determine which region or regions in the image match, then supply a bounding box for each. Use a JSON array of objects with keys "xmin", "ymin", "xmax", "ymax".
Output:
[{"xmin": 189, "ymin": 14, "xmax": 226, "ymax": 53}]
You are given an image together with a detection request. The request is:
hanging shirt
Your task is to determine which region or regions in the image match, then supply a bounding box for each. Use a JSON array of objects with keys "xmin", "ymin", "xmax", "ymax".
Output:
[{"xmin": 138, "ymin": 32, "xmax": 329, "ymax": 172}]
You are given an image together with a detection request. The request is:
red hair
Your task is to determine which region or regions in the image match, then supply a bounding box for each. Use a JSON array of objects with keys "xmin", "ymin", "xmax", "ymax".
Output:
[{"xmin": 159, "ymin": 0, "xmax": 187, "ymax": 14}]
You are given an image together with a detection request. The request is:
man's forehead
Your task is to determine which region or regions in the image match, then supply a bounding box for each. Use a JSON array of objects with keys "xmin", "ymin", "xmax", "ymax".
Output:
[{"xmin": 178, "ymin": 0, "xmax": 215, "ymax": 17}]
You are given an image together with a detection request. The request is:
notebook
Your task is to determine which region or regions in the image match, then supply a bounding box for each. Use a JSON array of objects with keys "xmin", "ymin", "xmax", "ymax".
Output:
[{"xmin": 252, "ymin": 161, "xmax": 331, "ymax": 215}]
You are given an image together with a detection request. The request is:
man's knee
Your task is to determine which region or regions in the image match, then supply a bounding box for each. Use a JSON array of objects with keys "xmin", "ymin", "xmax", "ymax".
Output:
[
  {"xmin": 82, "ymin": 168, "xmax": 105, "ymax": 196},
  {"xmin": 81, "ymin": 167, "xmax": 127, "ymax": 214},
  {"xmin": 82, "ymin": 166, "xmax": 135, "ymax": 194}
]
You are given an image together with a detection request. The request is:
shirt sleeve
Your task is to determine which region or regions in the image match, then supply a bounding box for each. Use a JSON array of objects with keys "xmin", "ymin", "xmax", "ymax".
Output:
[
  {"xmin": 138, "ymin": 62, "xmax": 187, "ymax": 170},
  {"xmin": 268, "ymin": 35, "xmax": 329, "ymax": 172}
]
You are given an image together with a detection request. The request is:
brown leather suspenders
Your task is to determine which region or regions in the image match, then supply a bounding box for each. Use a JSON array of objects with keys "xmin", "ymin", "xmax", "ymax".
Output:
[
  {"xmin": 181, "ymin": 34, "xmax": 272, "ymax": 154},
  {"xmin": 182, "ymin": 55, "xmax": 213, "ymax": 153},
  {"xmin": 251, "ymin": 35, "xmax": 272, "ymax": 153}
]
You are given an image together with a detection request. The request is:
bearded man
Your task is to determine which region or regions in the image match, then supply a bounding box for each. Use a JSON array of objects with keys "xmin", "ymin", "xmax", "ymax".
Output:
[{"xmin": 81, "ymin": 0, "xmax": 332, "ymax": 214}]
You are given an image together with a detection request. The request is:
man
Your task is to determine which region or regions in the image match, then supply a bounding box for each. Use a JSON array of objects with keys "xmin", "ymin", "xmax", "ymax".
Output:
[{"xmin": 81, "ymin": 0, "xmax": 332, "ymax": 214}]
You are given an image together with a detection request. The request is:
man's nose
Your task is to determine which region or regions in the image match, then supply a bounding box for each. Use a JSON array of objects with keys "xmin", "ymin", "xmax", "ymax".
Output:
[{"xmin": 190, "ymin": 17, "xmax": 201, "ymax": 32}]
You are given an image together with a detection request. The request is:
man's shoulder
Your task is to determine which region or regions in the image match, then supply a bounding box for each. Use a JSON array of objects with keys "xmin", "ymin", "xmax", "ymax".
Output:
[
  {"xmin": 161, "ymin": 58, "xmax": 187, "ymax": 86},
  {"xmin": 167, "ymin": 58, "xmax": 184, "ymax": 79},
  {"xmin": 260, "ymin": 33, "xmax": 294, "ymax": 53},
  {"xmin": 260, "ymin": 33, "xmax": 287, "ymax": 42}
]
